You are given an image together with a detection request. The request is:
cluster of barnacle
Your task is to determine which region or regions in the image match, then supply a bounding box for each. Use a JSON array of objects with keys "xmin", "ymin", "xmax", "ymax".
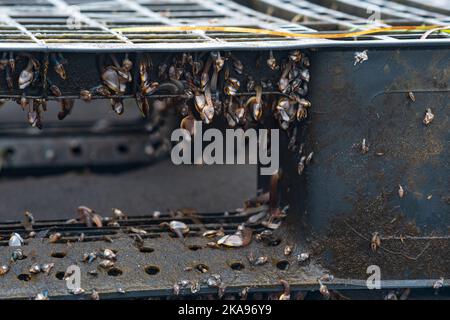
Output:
[
  {"xmin": 76, "ymin": 50, "xmax": 313, "ymax": 146},
  {"xmin": 0, "ymin": 52, "xmax": 71, "ymax": 129},
  {"xmin": 79, "ymin": 54, "xmax": 134, "ymax": 115},
  {"xmin": 0, "ymin": 52, "xmax": 15, "ymax": 91},
  {"xmin": 79, "ymin": 50, "xmax": 312, "ymax": 132},
  {"xmin": 150, "ymin": 49, "xmax": 313, "ymax": 134},
  {"xmin": 0, "ymin": 52, "xmax": 134, "ymax": 128},
  {"xmin": 0, "ymin": 50, "xmax": 312, "ymax": 134}
]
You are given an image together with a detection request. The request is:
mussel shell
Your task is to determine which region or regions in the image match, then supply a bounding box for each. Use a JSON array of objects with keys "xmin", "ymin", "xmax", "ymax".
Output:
[
  {"xmin": 169, "ymin": 221, "xmax": 189, "ymax": 234},
  {"xmin": 19, "ymin": 70, "xmax": 33, "ymax": 90},
  {"xmin": 102, "ymin": 67, "xmax": 121, "ymax": 93},
  {"xmin": 111, "ymin": 98, "xmax": 124, "ymax": 115},
  {"xmin": 194, "ymin": 94, "xmax": 207, "ymax": 113},
  {"xmin": 202, "ymin": 105, "xmax": 215, "ymax": 123},
  {"xmin": 217, "ymin": 234, "xmax": 243, "ymax": 247}
]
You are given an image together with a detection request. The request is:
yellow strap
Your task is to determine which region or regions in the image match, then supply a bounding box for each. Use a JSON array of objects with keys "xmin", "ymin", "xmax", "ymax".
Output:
[{"xmin": 112, "ymin": 25, "xmax": 450, "ymax": 39}]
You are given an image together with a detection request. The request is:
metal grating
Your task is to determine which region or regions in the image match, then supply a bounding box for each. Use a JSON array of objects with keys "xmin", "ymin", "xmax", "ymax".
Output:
[
  {"xmin": 0, "ymin": 212, "xmax": 448, "ymax": 299},
  {"xmin": 246, "ymin": 0, "xmax": 450, "ymax": 42},
  {"xmin": 0, "ymin": 211, "xmax": 325, "ymax": 299},
  {"xmin": 397, "ymin": 0, "xmax": 450, "ymax": 16},
  {"xmin": 0, "ymin": 0, "xmax": 320, "ymax": 50},
  {"xmin": 247, "ymin": 0, "xmax": 396, "ymax": 41},
  {"xmin": 0, "ymin": 210, "xmax": 269, "ymax": 246},
  {"xmin": 311, "ymin": 0, "xmax": 450, "ymax": 25},
  {"xmin": 0, "ymin": 0, "xmax": 448, "ymax": 51}
]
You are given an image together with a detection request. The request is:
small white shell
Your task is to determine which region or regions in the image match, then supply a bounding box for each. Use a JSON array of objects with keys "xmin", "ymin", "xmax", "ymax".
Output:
[
  {"xmin": 423, "ymin": 108, "xmax": 434, "ymax": 125},
  {"xmin": 217, "ymin": 234, "xmax": 243, "ymax": 247},
  {"xmin": 35, "ymin": 292, "xmax": 49, "ymax": 300},
  {"xmin": 9, "ymin": 233, "xmax": 24, "ymax": 247},
  {"xmin": 101, "ymin": 249, "xmax": 116, "ymax": 260},
  {"xmin": 71, "ymin": 287, "xmax": 85, "ymax": 295},
  {"xmin": 169, "ymin": 220, "xmax": 189, "ymax": 234},
  {"xmin": 398, "ymin": 185, "xmax": 405, "ymax": 198},
  {"xmin": 0, "ymin": 265, "xmax": 10, "ymax": 276},
  {"xmin": 254, "ymin": 256, "xmax": 268, "ymax": 266},
  {"xmin": 297, "ymin": 252, "xmax": 310, "ymax": 262},
  {"xmin": 99, "ymin": 259, "xmax": 114, "ymax": 269},
  {"xmin": 29, "ymin": 263, "xmax": 42, "ymax": 274}
]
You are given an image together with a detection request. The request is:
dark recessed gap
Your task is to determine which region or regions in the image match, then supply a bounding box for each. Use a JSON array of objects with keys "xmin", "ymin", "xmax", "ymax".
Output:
[
  {"xmin": 51, "ymin": 252, "xmax": 66, "ymax": 258},
  {"xmin": 127, "ymin": 233, "xmax": 161, "ymax": 239},
  {"xmin": 230, "ymin": 262, "xmax": 245, "ymax": 271},
  {"xmin": 139, "ymin": 246, "xmax": 154, "ymax": 253},
  {"xmin": 145, "ymin": 234, "xmax": 161, "ymax": 239},
  {"xmin": 107, "ymin": 267, "xmax": 123, "ymax": 277},
  {"xmin": 276, "ymin": 260, "xmax": 290, "ymax": 271},
  {"xmin": 188, "ymin": 245, "xmax": 202, "ymax": 251},
  {"xmin": 117, "ymin": 144, "xmax": 129, "ymax": 154},
  {"xmin": 17, "ymin": 274, "xmax": 31, "ymax": 281},
  {"xmin": 55, "ymin": 271, "xmax": 65, "ymax": 280},
  {"xmin": 3, "ymin": 147, "xmax": 15, "ymax": 159},
  {"xmin": 169, "ymin": 233, "xmax": 194, "ymax": 238},
  {"xmin": 145, "ymin": 265, "xmax": 160, "ymax": 275},
  {"xmin": 70, "ymin": 145, "xmax": 82, "ymax": 156}
]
